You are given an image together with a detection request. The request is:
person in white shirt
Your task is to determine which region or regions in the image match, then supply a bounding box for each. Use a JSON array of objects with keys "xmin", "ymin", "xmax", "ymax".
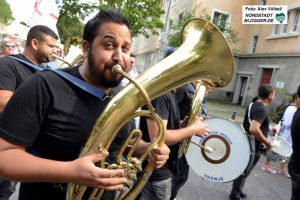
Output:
[{"xmin": 262, "ymin": 92, "xmax": 300, "ymax": 177}]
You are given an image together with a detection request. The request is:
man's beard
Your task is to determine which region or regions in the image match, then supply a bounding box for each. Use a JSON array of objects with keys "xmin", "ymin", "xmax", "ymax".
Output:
[{"xmin": 88, "ymin": 49, "xmax": 122, "ymax": 88}]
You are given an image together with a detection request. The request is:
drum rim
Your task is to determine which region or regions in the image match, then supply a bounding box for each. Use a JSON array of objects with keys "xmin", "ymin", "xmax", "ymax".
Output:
[{"xmin": 186, "ymin": 117, "xmax": 253, "ymax": 183}]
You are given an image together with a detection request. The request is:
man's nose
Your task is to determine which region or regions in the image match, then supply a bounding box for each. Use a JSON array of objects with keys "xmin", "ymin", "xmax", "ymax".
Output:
[{"xmin": 112, "ymin": 49, "xmax": 123, "ymax": 62}]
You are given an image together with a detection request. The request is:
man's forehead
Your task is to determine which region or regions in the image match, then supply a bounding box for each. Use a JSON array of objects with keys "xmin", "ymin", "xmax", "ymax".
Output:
[{"xmin": 97, "ymin": 22, "xmax": 131, "ymax": 42}]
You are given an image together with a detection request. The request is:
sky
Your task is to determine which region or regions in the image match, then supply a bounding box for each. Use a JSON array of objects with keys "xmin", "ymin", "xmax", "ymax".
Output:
[
  {"xmin": 6, "ymin": 0, "xmax": 36, "ymax": 38},
  {"xmin": 6, "ymin": 0, "xmax": 98, "ymax": 39}
]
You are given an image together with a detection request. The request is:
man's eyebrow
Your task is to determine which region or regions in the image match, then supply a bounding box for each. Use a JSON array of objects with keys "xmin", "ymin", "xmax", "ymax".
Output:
[{"xmin": 103, "ymin": 35, "xmax": 116, "ymax": 40}]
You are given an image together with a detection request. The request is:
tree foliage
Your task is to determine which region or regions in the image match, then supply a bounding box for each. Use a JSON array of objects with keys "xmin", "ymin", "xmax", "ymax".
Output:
[
  {"xmin": 57, "ymin": 0, "xmax": 164, "ymax": 42},
  {"xmin": 167, "ymin": 8, "xmax": 239, "ymax": 48},
  {"xmin": 98, "ymin": 0, "xmax": 164, "ymax": 38},
  {"xmin": 167, "ymin": 12, "xmax": 194, "ymax": 48},
  {"xmin": 0, "ymin": 0, "xmax": 14, "ymax": 25},
  {"xmin": 57, "ymin": 0, "xmax": 97, "ymax": 43}
]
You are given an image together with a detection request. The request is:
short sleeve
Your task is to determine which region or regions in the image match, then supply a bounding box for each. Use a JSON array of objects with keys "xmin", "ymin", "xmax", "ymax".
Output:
[
  {"xmin": 0, "ymin": 57, "xmax": 17, "ymax": 91},
  {"xmin": 152, "ymin": 94, "xmax": 170, "ymax": 120},
  {"xmin": 0, "ymin": 74, "xmax": 51, "ymax": 146}
]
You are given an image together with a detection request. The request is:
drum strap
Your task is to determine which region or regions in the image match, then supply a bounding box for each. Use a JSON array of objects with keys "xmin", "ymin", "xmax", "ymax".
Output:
[{"xmin": 248, "ymin": 102, "xmax": 254, "ymax": 124}]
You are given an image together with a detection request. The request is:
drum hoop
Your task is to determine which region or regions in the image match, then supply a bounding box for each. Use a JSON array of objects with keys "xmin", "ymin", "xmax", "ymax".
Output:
[{"xmin": 185, "ymin": 117, "xmax": 254, "ymax": 182}]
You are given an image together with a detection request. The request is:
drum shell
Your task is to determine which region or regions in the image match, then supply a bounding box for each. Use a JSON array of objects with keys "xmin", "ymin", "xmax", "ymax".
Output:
[{"xmin": 186, "ymin": 117, "xmax": 255, "ymax": 182}]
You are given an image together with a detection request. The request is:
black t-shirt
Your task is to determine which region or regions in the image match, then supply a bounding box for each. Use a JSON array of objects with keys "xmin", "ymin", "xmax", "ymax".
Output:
[
  {"xmin": 243, "ymin": 101, "xmax": 270, "ymax": 145},
  {"xmin": 140, "ymin": 92, "xmax": 183, "ymax": 181},
  {"xmin": 175, "ymin": 84, "xmax": 194, "ymax": 120},
  {"xmin": 0, "ymin": 66, "xmax": 133, "ymax": 200},
  {"xmin": 0, "ymin": 54, "xmax": 38, "ymax": 117},
  {"xmin": 290, "ymin": 107, "xmax": 300, "ymax": 173}
]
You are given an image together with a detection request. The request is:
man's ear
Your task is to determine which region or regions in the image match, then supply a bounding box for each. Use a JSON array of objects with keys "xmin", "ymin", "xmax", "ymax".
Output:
[
  {"xmin": 31, "ymin": 39, "xmax": 38, "ymax": 50},
  {"xmin": 82, "ymin": 40, "xmax": 89, "ymax": 58}
]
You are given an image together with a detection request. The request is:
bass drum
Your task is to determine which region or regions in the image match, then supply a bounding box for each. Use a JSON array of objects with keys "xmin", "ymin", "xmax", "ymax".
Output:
[{"xmin": 186, "ymin": 117, "xmax": 254, "ymax": 182}]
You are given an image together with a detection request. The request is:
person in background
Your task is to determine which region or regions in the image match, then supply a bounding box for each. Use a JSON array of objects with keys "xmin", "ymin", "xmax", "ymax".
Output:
[
  {"xmin": 289, "ymin": 86, "xmax": 300, "ymax": 200},
  {"xmin": 0, "ymin": 25, "xmax": 58, "ymax": 115},
  {"xmin": 0, "ymin": 38, "xmax": 16, "ymax": 57},
  {"xmin": 120, "ymin": 53, "xmax": 139, "ymax": 86},
  {"xmin": 262, "ymin": 92, "xmax": 300, "ymax": 177},
  {"xmin": 229, "ymin": 84, "xmax": 276, "ymax": 200},
  {"xmin": 0, "ymin": 25, "xmax": 58, "ymax": 200},
  {"xmin": 139, "ymin": 50, "xmax": 209, "ymax": 200},
  {"xmin": 0, "ymin": 9, "xmax": 169, "ymax": 200}
]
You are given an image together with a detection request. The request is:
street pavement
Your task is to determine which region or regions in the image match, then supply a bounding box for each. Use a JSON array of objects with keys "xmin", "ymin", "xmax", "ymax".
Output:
[
  {"xmin": 177, "ymin": 99, "xmax": 291, "ymax": 200},
  {"xmin": 9, "ymin": 100, "xmax": 291, "ymax": 200}
]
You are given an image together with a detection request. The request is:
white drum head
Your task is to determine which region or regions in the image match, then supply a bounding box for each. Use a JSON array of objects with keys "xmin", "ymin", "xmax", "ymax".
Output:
[
  {"xmin": 268, "ymin": 135, "xmax": 292, "ymax": 157},
  {"xmin": 186, "ymin": 118, "xmax": 251, "ymax": 182}
]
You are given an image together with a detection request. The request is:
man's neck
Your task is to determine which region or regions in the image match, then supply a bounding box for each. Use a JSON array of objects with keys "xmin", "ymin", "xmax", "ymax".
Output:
[
  {"xmin": 22, "ymin": 50, "xmax": 40, "ymax": 65},
  {"xmin": 257, "ymin": 98, "xmax": 268, "ymax": 106}
]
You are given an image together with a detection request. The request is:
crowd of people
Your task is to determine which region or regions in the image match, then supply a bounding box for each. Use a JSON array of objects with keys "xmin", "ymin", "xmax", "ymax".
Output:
[{"xmin": 0, "ymin": 8, "xmax": 299, "ymax": 200}]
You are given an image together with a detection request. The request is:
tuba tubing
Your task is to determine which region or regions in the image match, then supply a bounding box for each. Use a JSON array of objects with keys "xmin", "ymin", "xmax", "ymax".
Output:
[{"xmin": 66, "ymin": 18, "xmax": 234, "ymax": 200}]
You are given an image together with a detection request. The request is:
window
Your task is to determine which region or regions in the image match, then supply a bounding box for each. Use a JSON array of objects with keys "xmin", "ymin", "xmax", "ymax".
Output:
[
  {"xmin": 260, "ymin": 0, "xmax": 267, "ymax": 5},
  {"xmin": 168, "ymin": 18, "xmax": 173, "ymax": 34},
  {"xmin": 281, "ymin": 12, "xmax": 290, "ymax": 34},
  {"xmin": 212, "ymin": 11, "xmax": 230, "ymax": 32},
  {"xmin": 251, "ymin": 35, "xmax": 258, "ymax": 53},
  {"xmin": 272, "ymin": 24, "xmax": 279, "ymax": 35},
  {"xmin": 290, "ymin": 10, "xmax": 300, "ymax": 32}
]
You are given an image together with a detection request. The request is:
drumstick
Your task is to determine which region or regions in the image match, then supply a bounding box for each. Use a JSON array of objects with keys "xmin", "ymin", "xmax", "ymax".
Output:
[
  {"xmin": 191, "ymin": 140, "xmax": 213, "ymax": 153},
  {"xmin": 273, "ymin": 121, "xmax": 281, "ymax": 144}
]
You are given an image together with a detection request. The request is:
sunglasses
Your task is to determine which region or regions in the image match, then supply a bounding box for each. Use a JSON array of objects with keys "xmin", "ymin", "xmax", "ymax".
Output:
[{"xmin": 5, "ymin": 44, "xmax": 16, "ymax": 48}]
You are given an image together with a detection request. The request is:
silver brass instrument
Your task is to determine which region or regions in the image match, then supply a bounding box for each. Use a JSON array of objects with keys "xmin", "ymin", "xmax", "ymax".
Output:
[{"xmin": 66, "ymin": 18, "xmax": 234, "ymax": 200}]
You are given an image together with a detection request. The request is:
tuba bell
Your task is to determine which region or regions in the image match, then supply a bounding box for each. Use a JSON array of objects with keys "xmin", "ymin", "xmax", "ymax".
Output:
[{"xmin": 66, "ymin": 18, "xmax": 234, "ymax": 200}]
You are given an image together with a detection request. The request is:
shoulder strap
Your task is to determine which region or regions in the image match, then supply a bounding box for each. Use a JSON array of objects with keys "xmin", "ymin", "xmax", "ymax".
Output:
[
  {"xmin": 248, "ymin": 102, "xmax": 254, "ymax": 124},
  {"xmin": 10, "ymin": 56, "xmax": 108, "ymax": 101}
]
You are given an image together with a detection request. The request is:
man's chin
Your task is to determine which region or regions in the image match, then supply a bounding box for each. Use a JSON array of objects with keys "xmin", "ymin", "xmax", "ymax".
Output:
[{"xmin": 101, "ymin": 78, "xmax": 122, "ymax": 88}]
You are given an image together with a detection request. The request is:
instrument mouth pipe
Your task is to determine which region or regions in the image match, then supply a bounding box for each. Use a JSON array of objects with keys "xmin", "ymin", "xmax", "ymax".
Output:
[{"xmin": 51, "ymin": 54, "xmax": 72, "ymax": 67}]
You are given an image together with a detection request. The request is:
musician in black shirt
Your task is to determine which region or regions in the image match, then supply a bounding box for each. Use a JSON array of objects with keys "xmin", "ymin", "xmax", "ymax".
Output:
[
  {"xmin": 0, "ymin": 9, "xmax": 169, "ymax": 200},
  {"xmin": 229, "ymin": 84, "xmax": 275, "ymax": 200},
  {"xmin": 0, "ymin": 25, "xmax": 58, "ymax": 200}
]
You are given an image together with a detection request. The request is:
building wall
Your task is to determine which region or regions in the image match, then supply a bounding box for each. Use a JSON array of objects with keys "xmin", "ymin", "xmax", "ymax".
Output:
[
  {"xmin": 133, "ymin": 0, "xmax": 300, "ymax": 107},
  {"xmin": 234, "ymin": 55, "xmax": 300, "ymax": 107}
]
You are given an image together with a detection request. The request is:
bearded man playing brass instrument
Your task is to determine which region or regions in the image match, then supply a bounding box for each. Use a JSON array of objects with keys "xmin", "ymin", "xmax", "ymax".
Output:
[{"xmin": 0, "ymin": 9, "xmax": 169, "ymax": 200}]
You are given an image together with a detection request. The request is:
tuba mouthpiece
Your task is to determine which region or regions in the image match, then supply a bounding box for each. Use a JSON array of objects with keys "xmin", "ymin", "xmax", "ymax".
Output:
[{"xmin": 112, "ymin": 64, "xmax": 124, "ymax": 75}]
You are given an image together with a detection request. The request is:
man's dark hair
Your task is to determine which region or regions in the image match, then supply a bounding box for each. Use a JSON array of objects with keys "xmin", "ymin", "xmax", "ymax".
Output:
[
  {"xmin": 26, "ymin": 25, "xmax": 58, "ymax": 47},
  {"xmin": 258, "ymin": 84, "xmax": 274, "ymax": 99},
  {"xmin": 292, "ymin": 92, "xmax": 298, "ymax": 102},
  {"xmin": 297, "ymin": 85, "xmax": 300, "ymax": 98},
  {"xmin": 83, "ymin": 9, "xmax": 130, "ymax": 44}
]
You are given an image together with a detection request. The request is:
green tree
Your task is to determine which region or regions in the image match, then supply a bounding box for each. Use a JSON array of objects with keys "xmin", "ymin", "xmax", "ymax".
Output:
[
  {"xmin": 167, "ymin": 9, "xmax": 239, "ymax": 48},
  {"xmin": 99, "ymin": 0, "xmax": 164, "ymax": 37},
  {"xmin": 0, "ymin": 0, "xmax": 14, "ymax": 25},
  {"xmin": 167, "ymin": 12, "xmax": 194, "ymax": 48},
  {"xmin": 57, "ymin": 0, "xmax": 98, "ymax": 43}
]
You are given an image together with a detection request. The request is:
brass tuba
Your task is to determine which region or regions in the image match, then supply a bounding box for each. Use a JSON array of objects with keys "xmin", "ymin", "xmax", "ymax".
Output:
[{"xmin": 66, "ymin": 18, "xmax": 234, "ymax": 200}]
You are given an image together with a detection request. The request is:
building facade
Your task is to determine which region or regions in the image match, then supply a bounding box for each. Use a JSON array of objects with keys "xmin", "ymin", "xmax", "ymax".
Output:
[{"xmin": 133, "ymin": 0, "xmax": 300, "ymax": 108}]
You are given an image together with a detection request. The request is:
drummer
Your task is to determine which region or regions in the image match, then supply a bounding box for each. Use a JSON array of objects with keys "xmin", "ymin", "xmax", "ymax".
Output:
[{"xmin": 229, "ymin": 84, "xmax": 276, "ymax": 200}]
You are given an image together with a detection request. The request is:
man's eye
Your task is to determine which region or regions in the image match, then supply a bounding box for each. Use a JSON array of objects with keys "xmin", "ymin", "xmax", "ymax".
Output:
[
  {"xmin": 122, "ymin": 46, "xmax": 130, "ymax": 53},
  {"xmin": 105, "ymin": 44, "xmax": 114, "ymax": 49}
]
